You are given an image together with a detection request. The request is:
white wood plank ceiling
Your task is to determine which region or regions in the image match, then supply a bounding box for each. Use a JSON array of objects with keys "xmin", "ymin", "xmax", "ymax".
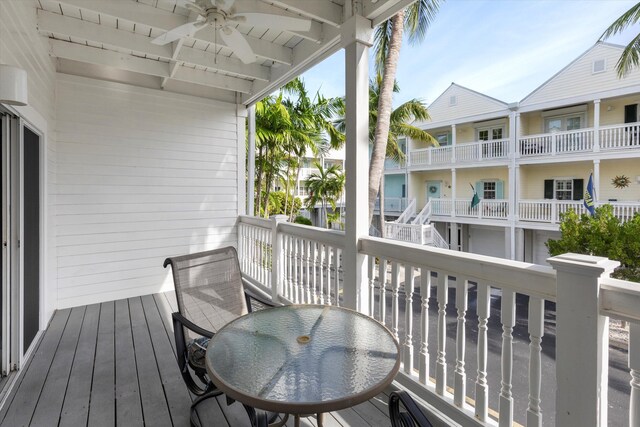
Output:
[{"xmin": 36, "ymin": 0, "xmax": 411, "ymax": 104}]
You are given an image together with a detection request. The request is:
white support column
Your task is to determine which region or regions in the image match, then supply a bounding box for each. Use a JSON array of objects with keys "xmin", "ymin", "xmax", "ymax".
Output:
[
  {"xmin": 548, "ymin": 253, "xmax": 619, "ymax": 427},
  {"xmin": 237, "ymin": 103, "xmax": 248, "ymax": 216},
  {"xmin": 451, "ymin": 124, "xmax": 457, "ymax": 163},
  {"xmin": 451, "ymin": 168, "xmax": 457, "ymax": 218},
  {"xmin": 342, "ymin": 14, "xmax": 372, "ymax": 313},
  {"xmin": 515, "ymin": 112, "xmax": 522, "ymax": 158},
  {"xmin": 593, "ymin": 159, "xmax": 600, "ymax": 203},
  {"xmin": 247, "ymin": 104, "xmax": 256, "ymax": 216},
  {"xmin": 594, "ymin": 99, "xmax": 601, "ymax": 152},
  {"xmin": 515, "ymin": 165, "xmax": 522, "ymax": 216}
]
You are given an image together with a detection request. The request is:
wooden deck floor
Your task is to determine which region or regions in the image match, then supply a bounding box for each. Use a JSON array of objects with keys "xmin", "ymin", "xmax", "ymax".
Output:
[{"xmin": 0, "ymin": 293, "xmax": 393, "ymax": 427}]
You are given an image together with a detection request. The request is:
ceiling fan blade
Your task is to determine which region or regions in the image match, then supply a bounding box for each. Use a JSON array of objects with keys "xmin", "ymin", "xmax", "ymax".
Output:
[
  {"xmin": 151, "ymin": 21, "xmax": 206, "ymax": 46},
  {"xmin": 235, "ymin": 13, "xmax": 311, "ymax": 32},
  {"xmin": 219, "ymin": 27, "xmax": 256, "ymax": 64}
]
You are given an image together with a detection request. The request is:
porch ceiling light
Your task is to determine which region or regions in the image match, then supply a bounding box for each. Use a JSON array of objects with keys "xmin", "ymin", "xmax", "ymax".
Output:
[{"xmin": 0, "ymin": 65, "xmax": 28, "ymax": 106}]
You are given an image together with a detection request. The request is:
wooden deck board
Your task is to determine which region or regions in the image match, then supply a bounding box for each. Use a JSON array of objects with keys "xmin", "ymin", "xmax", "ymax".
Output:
[{"xmin": 0, "ymin": 292, "xmax": 394, "ymax": 427}]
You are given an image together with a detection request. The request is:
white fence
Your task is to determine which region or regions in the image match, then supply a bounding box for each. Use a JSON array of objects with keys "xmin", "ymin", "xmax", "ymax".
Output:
[
  {"xmin": 238, "ymin": 215, "xmax": 640, "ymax": 426},
  {"xmin": 518, "ymin": 200, "xmax": 640, "ymax": 224}
]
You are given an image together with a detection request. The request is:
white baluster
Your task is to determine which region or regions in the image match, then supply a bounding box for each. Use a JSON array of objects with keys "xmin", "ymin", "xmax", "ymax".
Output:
[
  {"xmin": 281, "ymin": 235, "xmax": 289, "ymax": 300},
  {"xmin": 310, "ymin": 242, "xmax": 317, "ymax": 304},
  {"xmin": 454, "ymin": 277, "xmax": 468, "ymax": 408},
  {"xmin": 318, "ymin": 244, "xmax": 325, "ymax": 305},
  {"xmin": 299, "ymin": 239, "xmax": 305, "ymax": 303},
  {"xmin": 391, "ymin": 262, "xmax": 400, "ymax": 340},
  {"xmin": 404, "ymin": 265, "xmax": 415, "ymax": 374},
  {"xmin": 527, "ymin": 297, "xmax": 544, "ymax": 427},
  {"xmin": 436, "ymin": 272, "xmax": 449, "ymax": 396},
  {"xmin": 324, "ymin": 245, "xmax": 331, "ymax": 305},
  {"xmin": 333, "ymin": 247, "xmax": 340, "ymax": 306},
  {"xmin": 419, "ymin": 268, "xmax": 432, "ymax": 386},
  {"xmin": 368, "ymin": 256, "xmax": 376, "ymax": 317},
  {"xmin": 379, "ymin": 259, "xmax": 388, "ymax": 325},
  {"xmin": 499, "ymin": 290, "xmax": 516, "ymax": 427},
  {"xmin": 292, "ymin": 238, "xmax": 299, "ymax": 303},
  {"xmin": 475, "ymin": 282, "xmax": 490, "ymax": 421},
  {"xmin": 303, "ymin": 240, "xmax": 311, "ymax": 303},
  {"xmin": 631, "ymin": 322, "xmax": 640, "ymax": 426}
]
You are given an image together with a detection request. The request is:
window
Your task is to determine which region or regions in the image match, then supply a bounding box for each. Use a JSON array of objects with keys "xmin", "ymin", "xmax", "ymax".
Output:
[
  {"xmin": 544, "ymin": 178, "xmax": 584, "ymax": 200},
  {"xmin": 436, "ymin": 132, "xmax": 451, "ymax": 146},
  {"xmin": 555, "ymin": 179, "xmax": 573, "ymax": 200},
  {"xmin": 449, "ymin": 95, "xmax": 457, "ymax": 106},
  {"xmin": 483, "ymin": 181, "xmax": 496, "ymax": 199},
  {"xmin": 545, "ymin": 115, "xmax": 584, "ymax": 132},
  {"xmin": 477, "ymin": 125, "xmax": 504, "ymax": 141},
  {"xmin": 592, "ymin": 59, "xmax": 605, "ymax": 74}
]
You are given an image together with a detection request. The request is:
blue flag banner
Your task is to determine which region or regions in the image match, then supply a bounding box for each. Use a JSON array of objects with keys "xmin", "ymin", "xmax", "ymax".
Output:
[
  {"xmin": 470, "ymin": 183, "xmax": 480, "ymax": 209},
  {"xmin": 584, "ymin": 173, "xmax": 595, "ymax": 216}
]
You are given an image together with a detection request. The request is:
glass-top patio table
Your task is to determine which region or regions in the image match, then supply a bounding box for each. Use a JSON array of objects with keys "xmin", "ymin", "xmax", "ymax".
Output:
[{"xmin": 206, "ymin": 305, "xmax": 400, "ymax": 427}]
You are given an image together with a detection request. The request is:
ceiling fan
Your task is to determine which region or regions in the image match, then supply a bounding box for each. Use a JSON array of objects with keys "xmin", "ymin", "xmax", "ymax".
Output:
[{"xmin": 152, "ymin": 0, "xmax": 312, "ymax": 64}]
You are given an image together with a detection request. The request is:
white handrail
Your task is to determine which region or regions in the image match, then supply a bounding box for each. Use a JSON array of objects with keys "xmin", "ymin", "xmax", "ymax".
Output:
[
  {"xmin": 396, "ymin": 198, "xmax": 416, "ymax": 224},
  {"xmin": 412, "ymin": 200, "xmax": 432, "ymax": 224}
]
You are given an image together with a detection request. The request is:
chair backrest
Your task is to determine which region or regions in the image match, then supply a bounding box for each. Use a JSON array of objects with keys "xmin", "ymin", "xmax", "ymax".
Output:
[{"xmin": 164, "ymin": 246, "xmax": 248, "ymax": 335}]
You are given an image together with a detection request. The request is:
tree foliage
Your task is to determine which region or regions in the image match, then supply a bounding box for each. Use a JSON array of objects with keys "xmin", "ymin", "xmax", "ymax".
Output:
[
  {"xmin": 601, "ymin": 2, "xmax": 640, "ymax": 77},
  {"xmin": 546, "ymin": 205, "xmax": 640, "ymax": 282},
  {"xmin": 305, "ymin": 162, "xmax": 345, "ymax": 228},
  {"xmin": 258, "ymin": 190, "xmax": 301, "ymax": 218}
]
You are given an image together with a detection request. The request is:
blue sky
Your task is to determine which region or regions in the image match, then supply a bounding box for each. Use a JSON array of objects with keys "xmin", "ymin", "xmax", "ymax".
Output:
[{"xmin": 300, "ymin": 0, "xmax": 639, "ymax": 106}]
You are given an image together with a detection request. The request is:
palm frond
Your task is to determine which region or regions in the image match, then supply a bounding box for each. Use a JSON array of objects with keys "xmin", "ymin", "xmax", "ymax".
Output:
[
  {"xmin": 616, "ymin": 31, "xmax": 640, "ymax": 77},
  {"xmin": 601, "ymin": 2, "xmax": 640, "ymax": 40},
  {"xmin": 405, "ymin": 0, "xmax": 441, "ymax": 45}
]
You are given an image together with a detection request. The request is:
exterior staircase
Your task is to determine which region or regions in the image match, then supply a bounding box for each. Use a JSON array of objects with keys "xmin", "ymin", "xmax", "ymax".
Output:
[{"xmin": 384, "ymin": 199, "xmax": 448, "ymax": 248}]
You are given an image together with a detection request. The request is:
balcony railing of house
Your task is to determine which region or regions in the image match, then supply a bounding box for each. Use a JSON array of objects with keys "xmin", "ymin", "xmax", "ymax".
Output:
[
  {"xmin": 518, "ymin": 200, "xmax": 640, "ymax": 224},
  {"xmin": 409, "ymin": 140, "xmax": 510, "ymax": 168},
  {"xmin": 237, "ymin": 214, "xmax": 640, "ymax": 426},
  {"xmin": 429, "ymin": 198, "xmax": 509, "ymax": 220},
  {"xmin": 384, "ymin": 158, "xmax": 406, "ymax": 170},
  {"xmin": 375, "ymin": 197, "xmax": 409, "ymax": 213},
  {"xmin": 455, "ymin": 139, "xmax": 510, "ymax": 163},
  {"xmin": 519, "ymin": 128, "xmax": 594, "ymax": 157},
  {"xmin": 600, "ymin": 122, "xmax": 640, "ymax": 149}
]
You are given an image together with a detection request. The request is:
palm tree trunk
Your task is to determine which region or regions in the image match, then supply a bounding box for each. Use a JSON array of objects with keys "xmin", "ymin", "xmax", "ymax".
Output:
[
  {"xmin": 255, "ymin": 146, "xmax": 264, "ymax": 216},
  {"xmin": 290, "ymin": 163, "xmax": 302, "ymax": 221},
  {"xmin": 379, "ymin": 173, "xmax": 386, "ymax": 238},
  {"xmin": 283, "ymin": 158, "xmax": 292, "ymax": 217},
  {"xmin": 368, "ymin": 10, "xmax": 405, "ymax": 225}
]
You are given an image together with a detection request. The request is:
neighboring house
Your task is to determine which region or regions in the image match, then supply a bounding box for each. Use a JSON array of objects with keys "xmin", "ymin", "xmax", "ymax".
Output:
[{"xmin": 385, "ymin": 42, "xmax": 640, "ymax": 263}]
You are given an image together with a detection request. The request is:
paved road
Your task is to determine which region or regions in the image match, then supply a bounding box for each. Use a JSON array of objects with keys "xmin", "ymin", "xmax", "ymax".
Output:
[{"xmin": 373, "ymin": 280, "xmax": 630, "ymax": 426}]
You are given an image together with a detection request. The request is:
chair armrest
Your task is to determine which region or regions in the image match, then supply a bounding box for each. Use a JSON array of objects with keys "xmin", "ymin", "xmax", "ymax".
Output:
[
  {"xmin": 243, "ymin": 286, "xmax": 280, "ymax": 311},
  {"xmin": 172, "ymin": 312, "xmax": 214, "ymax": 339},
  {"xmin": 389, "ymin": 390, "xmax": 433, "ymax": 427}
]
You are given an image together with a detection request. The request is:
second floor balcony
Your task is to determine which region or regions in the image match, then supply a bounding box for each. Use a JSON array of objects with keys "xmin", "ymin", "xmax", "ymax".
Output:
[{"xmin": 401, "ymin": 122, "xmax": 640, "ymax": 171}]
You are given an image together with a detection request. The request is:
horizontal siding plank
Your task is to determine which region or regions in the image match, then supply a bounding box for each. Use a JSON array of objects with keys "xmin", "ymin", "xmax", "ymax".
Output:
[
  {"xmin": 56, "ymin": 193, "xmax": 237, "ymax": 205},
  {"xmin": 57, "ymin": 226, "xmax": 235, "ymax": 247},
  {"xmin": 56, "ymin": 184, "xmax": 240, "ymax": 196},
  {"xmin": 56, "ymin": 218, "xmax": 237, "ymax": 237}
]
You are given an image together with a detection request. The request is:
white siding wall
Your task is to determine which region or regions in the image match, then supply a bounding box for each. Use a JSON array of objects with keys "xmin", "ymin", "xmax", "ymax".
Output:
[
  {"xmin": 416, "ymin": 84, "xmax": 507, "ymax": 126},
  {"xmin": 56, "ymin": 74, "xmax": 241, "ymax": 308},
  {"xmin": 0, "ymin": 0, "xmax": 58, "ymax": 324},
  {"xmin": 522, "ymin": 43, "xmax": 640, "ymax": 107}
]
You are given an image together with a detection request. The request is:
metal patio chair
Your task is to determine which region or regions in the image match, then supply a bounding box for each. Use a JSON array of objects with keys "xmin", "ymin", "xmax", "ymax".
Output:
[
  {"xmin": 389, "ymin": 391, "xmax": 434, "ymax": 427},
  {"xmin": 164, "ymin": 246, "xmax": 279, "ymax": 427}
]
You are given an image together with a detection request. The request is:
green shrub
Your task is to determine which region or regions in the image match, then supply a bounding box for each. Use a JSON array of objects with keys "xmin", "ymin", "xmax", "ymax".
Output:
[{"xmin": 294, "ymin": 215, "xmax": 312, "ymax": 225}]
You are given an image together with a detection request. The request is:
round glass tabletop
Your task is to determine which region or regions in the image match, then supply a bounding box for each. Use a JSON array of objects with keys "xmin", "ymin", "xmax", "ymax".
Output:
[{"xmin": 206, "ymin": 305, "xmax": 400, "ymax": 414}]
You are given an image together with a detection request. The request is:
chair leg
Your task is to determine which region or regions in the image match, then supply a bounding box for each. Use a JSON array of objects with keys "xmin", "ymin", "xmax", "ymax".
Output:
[{"xmin": 189, "ymin": 388, "xmax": 224, "ymax": 427}]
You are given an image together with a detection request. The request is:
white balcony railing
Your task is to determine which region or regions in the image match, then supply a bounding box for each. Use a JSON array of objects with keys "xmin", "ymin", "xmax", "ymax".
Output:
[
  {"xmin": 455, "ymin": 139, "xmax": 510, "ymax": 162},
  {"xmin": 519, "ymin": 128, "xmax": 594, "ymax": 157},
  {"xmin": 237, "ymin": 215, "xmax": 640, "ymax": 427},
  {"xmin": 600, "ymin": 122, "xmax": 640, "ymax": 150},
  {"xmin": 374, "ymin": 197, "xmax": 409, "ymax": 213},
  {"xmin": 429, "ymin": 198, "xmax": 509, "ymax": 220},
  {"xmin": 518, "ymin": 200, "xmax": 640, "ymax": 224}
]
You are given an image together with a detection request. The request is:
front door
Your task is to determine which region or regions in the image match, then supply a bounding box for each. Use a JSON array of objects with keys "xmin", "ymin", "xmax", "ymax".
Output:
[{"xmin": 426, "ymin": 181, "xmax": 441, "ymax": 201}]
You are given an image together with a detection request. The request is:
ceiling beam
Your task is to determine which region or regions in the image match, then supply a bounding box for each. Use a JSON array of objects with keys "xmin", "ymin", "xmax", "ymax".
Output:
[
  {"xmin": 362, "ymin": 0, "xmax": 417, "ymax": 26},
  {"xmin": 232, "ymin": 0, "xmax": 323, "ymax": 43},
  {"xmin": 57, "ymin": 0, "xmax": 293, "ymax": 64},
  {"xmin": 38, "ymin": 10, "xmax": 271, "ymax": 81},
  {"xmin": 49, "ymin": 39, "xmax": 253, "ymax": 93},
  {"xmin": 244, "ymin": 25, "xmax": 342, "ymax": 105},
  {"xmin": 262, "ymin": 0, "xmax": 343, "ymax": 27}
]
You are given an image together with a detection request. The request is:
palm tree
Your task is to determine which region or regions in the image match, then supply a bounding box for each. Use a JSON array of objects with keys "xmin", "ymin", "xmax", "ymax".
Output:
[
  {"xmin": 369, "ymin": 0, "xmax": 441, "ymax": 224},
  {"xmin": 281, "ymin": 78, "xmax": 344, "ymax": 220},
  {"xmin": 305, "ymin": 162, "xmax": 345, "ymax": 228},
  {"xmin": 601, "ymin": 3, "xmax": 640, "ymax": 77},
  {"xmin": 336, "ymin": 77, "xmax": 437, "ymax": 234}
]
